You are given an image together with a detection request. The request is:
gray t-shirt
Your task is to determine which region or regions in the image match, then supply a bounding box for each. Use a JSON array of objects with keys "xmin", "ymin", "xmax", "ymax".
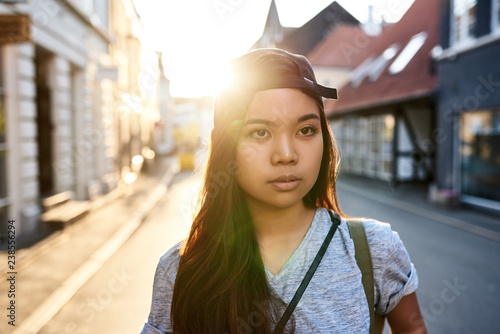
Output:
[{"xmin": 140, "ymin": 207, "xmax": 418, "ymax": 334}]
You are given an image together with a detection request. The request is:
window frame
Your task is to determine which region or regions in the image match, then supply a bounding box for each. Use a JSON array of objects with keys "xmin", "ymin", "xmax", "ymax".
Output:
[
  {"xmin": 389, "ymin": 32, "xmax": 428, "ymax": 75},
  {"xmin": 493, "ymin": 0, "xmax": 500, "ymax": 34},
  {"xmin": 451, "ymin": 0, "xmax": 478, "ymax": 46}
]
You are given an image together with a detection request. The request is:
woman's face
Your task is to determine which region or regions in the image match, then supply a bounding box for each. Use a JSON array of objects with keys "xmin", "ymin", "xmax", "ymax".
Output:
[{"xmin": 235, "ymin": 88, "xmax": 324, "ymax": 211}]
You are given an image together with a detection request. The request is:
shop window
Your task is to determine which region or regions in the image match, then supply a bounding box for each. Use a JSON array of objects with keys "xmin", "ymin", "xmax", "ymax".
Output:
[
  {"xmin": 356, "ymin": 118, "xmax": 368, "ymax": 175},
  {"xmin": 343, "ymin": 119, "xmax": 353, "ymax": 171},
  {"xmin": 460, "ymin": 110, "xmax": 500, "ymax": 202},
  {"xmin": 452, "ymin": 0, "xmax": 477, "ymax": 45},
  {"xmin": 381, "ymin": 114, "xmax": 395, "ymax": 179}
]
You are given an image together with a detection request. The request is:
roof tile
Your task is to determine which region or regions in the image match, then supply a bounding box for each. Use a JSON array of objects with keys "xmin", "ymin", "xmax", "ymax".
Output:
[
  {"xmin": 327, "ymin": 0, "xmax": 439, "ymax": 115},
  {"xmin": 308, "ymin": 25, "xmax": 376, "ymax": 68}
]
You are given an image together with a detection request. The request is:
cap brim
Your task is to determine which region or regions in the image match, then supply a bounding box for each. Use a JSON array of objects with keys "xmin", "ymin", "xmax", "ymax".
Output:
[{"xmin": 244, "ymin": 76, "xmax": 338, "ymax": 100}]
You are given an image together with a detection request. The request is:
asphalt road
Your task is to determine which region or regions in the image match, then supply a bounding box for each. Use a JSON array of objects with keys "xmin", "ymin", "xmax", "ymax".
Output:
[
  {"xmin": 336, "ymin": 180, "xmax": 500, "ymax": 334},
  {"xmin": 38, "ymin": 170, "xmax": 499, "ymax": 334}
]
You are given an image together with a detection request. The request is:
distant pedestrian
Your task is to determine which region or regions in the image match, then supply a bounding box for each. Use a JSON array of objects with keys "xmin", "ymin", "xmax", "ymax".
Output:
[{"xmin": 140, "ymin": 48, "xmax": 426, "ymax": 334}]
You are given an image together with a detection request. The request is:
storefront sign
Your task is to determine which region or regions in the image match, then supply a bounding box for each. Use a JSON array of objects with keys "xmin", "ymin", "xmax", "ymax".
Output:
[{"xmin": 0, "ymin": 15, "xmax": 30, "ymax": 44}]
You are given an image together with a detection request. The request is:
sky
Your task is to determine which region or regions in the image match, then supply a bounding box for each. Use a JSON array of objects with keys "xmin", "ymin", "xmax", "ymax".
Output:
[{"xmin": 133, "ymin": 0, "xmax": 415, "ymax": 97}]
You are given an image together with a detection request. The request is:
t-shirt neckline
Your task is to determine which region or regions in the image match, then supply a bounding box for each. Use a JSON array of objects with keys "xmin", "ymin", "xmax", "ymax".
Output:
[{"xmin": 264, "ymin": 207, "xmax": 322, "ymax": 280}]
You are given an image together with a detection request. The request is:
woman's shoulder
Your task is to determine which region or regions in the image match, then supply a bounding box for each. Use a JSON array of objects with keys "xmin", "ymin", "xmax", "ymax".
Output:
[
  {"xmin": 320, "ymin": 209, "xmax": 408, "ymax": 261},
  {"xmin": 344, "ymin": 216, "xmax": 418, "ymax": 314},
  {"xmin": 357, "ymin": 217, "xmax": 394, "ymax": 241},
  {"xmin": 343, "ymin": 216, "xmax": 403, "ymax": 254},
  {"xmin": 157, "ymin": 239, "xmax": 186, "ymax": 279},
  {"xmin": 336, "ymin": 214, "xmax": 393, "ymax": 241},
  {"xmin": 317, "ymin": 208, "xmax": 394, "ymax": 242}
]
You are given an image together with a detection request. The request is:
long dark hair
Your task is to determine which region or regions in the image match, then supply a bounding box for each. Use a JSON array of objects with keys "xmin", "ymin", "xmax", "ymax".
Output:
[{"xmin": 171, "ymin": 50, "xmax": 343, "ymax": 333}]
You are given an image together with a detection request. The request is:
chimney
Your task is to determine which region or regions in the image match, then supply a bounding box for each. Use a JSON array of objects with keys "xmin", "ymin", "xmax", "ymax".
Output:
[{"xmin": 363, "ymin": 4, "xmax": 381, "ymax": 36}]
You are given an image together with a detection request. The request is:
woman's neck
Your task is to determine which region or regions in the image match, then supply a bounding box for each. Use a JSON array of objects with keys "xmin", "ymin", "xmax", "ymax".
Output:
[{"xmin": 248, "ymin": 200, "xmax": 316, "ymax": 246}]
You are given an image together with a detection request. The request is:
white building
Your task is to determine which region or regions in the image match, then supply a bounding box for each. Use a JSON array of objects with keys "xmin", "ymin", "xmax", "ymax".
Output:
[{"xmin": 0, "ymin": 0, "xmax": 157, "ymax": 242}]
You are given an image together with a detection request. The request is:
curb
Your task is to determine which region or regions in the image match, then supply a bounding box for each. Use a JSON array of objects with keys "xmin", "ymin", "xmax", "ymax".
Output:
[
  {"xmin": 0, "ymin": 185, "xmax": 131, "ymax": 279},
  {"xmin": 10, "ymin": 163, "xmax": 178, "ymax": 334},
  {"xmin": 338, "ymin": 182, "xmax": 500, "ymax": 243},
  {"xmin": 0, "ymin": 180, "xmax": 128, "ymax": 280}
]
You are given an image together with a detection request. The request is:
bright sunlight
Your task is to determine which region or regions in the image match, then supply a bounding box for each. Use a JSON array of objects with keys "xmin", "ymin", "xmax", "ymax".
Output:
[{"xmin": 134, "ymin": 0, "xmax": 414, "ymax": 98}]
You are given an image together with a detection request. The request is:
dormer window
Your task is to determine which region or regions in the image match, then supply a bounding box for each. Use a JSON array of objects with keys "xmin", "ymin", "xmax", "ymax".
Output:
[
  {"xmin": 350, "ymin": 44, "xmax": 400, "ymax": 87},
  {"xmin": 389, "ymin": 32, "xmax": 427, "ymax": 75},
  {"xmin": 368, "ymin": 44, "xmax": 399, "ymax": 82},
  {"xmin": 350, "ymin": 56, "xmax": 376, "ymax": 88}
]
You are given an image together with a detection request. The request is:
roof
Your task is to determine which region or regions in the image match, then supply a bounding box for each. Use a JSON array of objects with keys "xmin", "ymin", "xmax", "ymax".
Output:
[
  {"xmin": 277, "ymin": 1, "xmax": 359, "ymax": 55},
  {"xmin": 326, "ymin": 0, "xmax": 439, "ymax": 115},
  {"xmin": 252, "ymin": 0, "xmax": 285, "ymax": 49},
  {"xmin": 307, "ymin": 24, "xmax": 376, "ymax": 68}
]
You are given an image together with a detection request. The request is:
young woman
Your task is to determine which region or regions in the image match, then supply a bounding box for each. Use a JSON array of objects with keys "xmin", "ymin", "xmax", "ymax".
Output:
[{"xmin": 140, "ymin": 48, "xmax": 426, "ymax": 334}]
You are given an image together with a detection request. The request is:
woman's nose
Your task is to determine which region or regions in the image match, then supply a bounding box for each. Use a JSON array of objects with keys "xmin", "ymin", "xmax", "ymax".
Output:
[{"xmin": 271, "ymin": 135, "xmax": 298, "ymax": 165}]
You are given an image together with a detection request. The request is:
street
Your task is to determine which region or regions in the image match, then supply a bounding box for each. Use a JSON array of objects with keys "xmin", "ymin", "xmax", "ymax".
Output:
[
  {"xmin": 28, "ymin": 170, "xmax": 500, "ymax": 333},
  {"xmin": 1, "ymin": 1, "xmax": 499, "ymax": 334},
  {"xmin": 37, "ymin": 171, "xmax": 198, "ymax": 334},
  {"xmin": 336, "ymin": 178, "xmax": 500, "ymax": 334}
]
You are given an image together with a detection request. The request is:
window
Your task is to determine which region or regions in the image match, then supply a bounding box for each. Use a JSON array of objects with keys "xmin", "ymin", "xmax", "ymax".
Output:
[
  {"xmin": 336, "ymin": 115, "xmax": 394, "ymax": 181},
  {"xmin": 389, "ymin": 32, "xmax": 428, "ymax": 74},
  {"xmin": 351, "ymin": 56, "xmax": 376, "ymax": 88},
  {"xmin": 460, "ymin": 110, "xmax": 500, "ymax": 202},
  {"xmin": 350, "ymin": 44, "xmax": 399, "ymax": 87},
  {"xmin": 84, "ymin": 0, "xmax": 94, "ymax": 14},
  {"xmin": 94, "ymin": 0, "xmax": 109, "ymax": 29},
  {"xmin": 452, "ymin": 0, "xmax": 477, "ymax": 44},
  {"xmin": 493, "ymin": 0, "xmax": 500, "ymax": 32},
  {"xmin": 368, "ymin": 44, "xmax": 399, "ymax": 82}
]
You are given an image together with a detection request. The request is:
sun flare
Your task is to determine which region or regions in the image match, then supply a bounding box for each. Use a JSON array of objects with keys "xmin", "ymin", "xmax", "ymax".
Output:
[
  {"xmin": 168, "ymin": 61, "xmax": 233, "ymax": 98},
  {"xmin": 134, "ymin": 0, "xmax": 415, "ymax": 98}
]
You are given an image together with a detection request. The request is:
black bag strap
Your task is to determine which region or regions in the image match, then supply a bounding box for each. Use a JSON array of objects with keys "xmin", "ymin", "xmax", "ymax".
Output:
[
  {"xmin": 347, "ymin": 219, "xmax": 385, "ymax": 334},
  {"xmin": 273, "ymin": 210, "xmax": 340, "ymax": 334}
]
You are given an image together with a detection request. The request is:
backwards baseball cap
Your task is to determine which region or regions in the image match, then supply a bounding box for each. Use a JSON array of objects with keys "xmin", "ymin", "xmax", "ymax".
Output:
[{"xmin": 214, "ymin": 48, "xmax": 338, "ymax": 128}]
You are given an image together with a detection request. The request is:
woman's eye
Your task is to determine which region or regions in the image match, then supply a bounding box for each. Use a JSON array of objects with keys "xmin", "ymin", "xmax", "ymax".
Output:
[
  {"xmin": 298, "ymin": 126, "xmax": 317, "ymax": 136},
  {"xmin": 250, "ymin": 129, "xmax": 270, "ymax": 139}
]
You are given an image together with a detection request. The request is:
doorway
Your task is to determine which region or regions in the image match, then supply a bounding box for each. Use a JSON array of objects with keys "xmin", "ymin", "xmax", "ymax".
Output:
[{"xmin": 35, "ymin": 47, "xmax": 54, "ymax": 197}]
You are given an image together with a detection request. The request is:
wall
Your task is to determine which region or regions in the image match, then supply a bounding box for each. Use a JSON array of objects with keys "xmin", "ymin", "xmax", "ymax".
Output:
[
  {"xmin": 0, "ymin": 0, "xmax": 110, "ymax": 238},
  {"xmin": 436, "ymin": 41, "xmax": 500, "ymax": 190}
]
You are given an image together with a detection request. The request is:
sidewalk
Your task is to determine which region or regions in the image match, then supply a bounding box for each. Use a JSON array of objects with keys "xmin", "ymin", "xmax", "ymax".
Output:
[
  {"xmin": 336, "ymin": 173, "xmax": 500, "ymax": 241},
  {"xmin": 0, "ymin": 156, "xmax": 179, "ymax": 334}
]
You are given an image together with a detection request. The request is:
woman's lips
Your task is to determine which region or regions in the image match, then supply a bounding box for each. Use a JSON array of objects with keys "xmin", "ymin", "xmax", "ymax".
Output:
[{"xmin": 269, "ymin": 175, "xmax": 300, "ymax": 191}]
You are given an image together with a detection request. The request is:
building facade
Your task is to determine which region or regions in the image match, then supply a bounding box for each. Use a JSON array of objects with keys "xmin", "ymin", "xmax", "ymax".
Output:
[
  {"xmin": 326, "ymin": 0, "xmax": 439, "ymax": 185},
  {"xmin": 436, "ymin": 0, "xmax": 500, "ymax": 212},
  {"xmin": 108, "ymin": 0, "xmax": 158, "ymax": 184},
  {"xmin": 0, "ymin": 0, "xmax": 158, "ymax": 243}
]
